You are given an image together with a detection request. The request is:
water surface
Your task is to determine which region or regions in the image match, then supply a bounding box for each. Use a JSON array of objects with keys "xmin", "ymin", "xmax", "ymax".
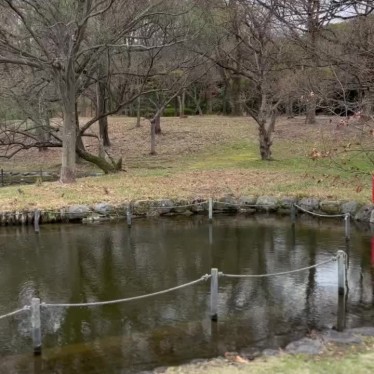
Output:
[{"xmin": 0, "ymin": 215, "xmax": 373, "ymax": 373}]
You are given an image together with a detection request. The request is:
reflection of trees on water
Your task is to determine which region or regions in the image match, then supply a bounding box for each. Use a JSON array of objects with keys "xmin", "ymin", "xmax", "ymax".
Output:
[{"xmin": 0, "ymin": 217, "xmax": 373, "ymax": 366}]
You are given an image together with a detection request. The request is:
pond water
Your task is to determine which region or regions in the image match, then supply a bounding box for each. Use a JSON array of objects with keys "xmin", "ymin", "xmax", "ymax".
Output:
[{"xmin": 0, "ymin": 215, "xmax": 373, "ymax": 373}]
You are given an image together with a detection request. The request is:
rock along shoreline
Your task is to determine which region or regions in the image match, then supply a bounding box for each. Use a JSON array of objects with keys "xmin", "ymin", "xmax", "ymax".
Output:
[{"xmin": 0, "ymin": 195, "xmax": 374, "ymax": 226}]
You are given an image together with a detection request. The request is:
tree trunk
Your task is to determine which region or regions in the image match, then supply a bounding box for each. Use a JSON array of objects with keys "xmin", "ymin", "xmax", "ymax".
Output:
[
  {"xmin": 362, "ymin": 88, "xmax": 374, "ymax": 115},
  {"xmin": 286, "ymin": 97, "xmax": 294, "ymax": 118},
  {"xmin": 97, "ymin": 77, "xmax": 110, "ymax": 146},
  {"xmin": 257, "ymin": 94, "xmax": 276, "ymax": 161},
  {"xmin": 154, "ymin": 113, "xmax": 161, "ymax": 135},
  {"xmin": 150, "ymin": 119, "xmax": 157, "ymax": 155},
  {"xmin": 76, "ymin": 147, "xmax": 121, "ymax": 174},
  {"xmin": 188, "ymin": 89, "xmax": 203, "ymax": 115},
  {"xmin": 258, "ymin": 124, "xmax": 273, "ymax": 160},
  {"xmin": 305, "ymin": 93, "xmax": 317, "ymax": 124},
  {"xmin": 136, "ymin": 96, "xmax": 141, "ymax": 127},
  {"xmin": 178, "ymin": 90, "xmax": 186, "ymax": 118},
  {"xmin": 174, "ymin": 97, "xmax": 179, "ymax": 116},
  {"xmin": 59, "ymin": 68, "xmax": 77, "ymax": 183},
  {"xmin": 206, "ymin": 91, "xmax": 213, "ymax": 115},
  {"xmin": 75, "ymin": 102, "xmax": 85, "ymax": 153},
  {"xmin": 230, "ymin": 76, "xmax": 242, "ymax": 116}
]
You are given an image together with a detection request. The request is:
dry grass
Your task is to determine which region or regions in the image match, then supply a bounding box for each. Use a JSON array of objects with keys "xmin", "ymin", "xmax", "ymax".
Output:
[{"xmin": 0, "ymin": 115, "xmax": 372, "ymax": 210}]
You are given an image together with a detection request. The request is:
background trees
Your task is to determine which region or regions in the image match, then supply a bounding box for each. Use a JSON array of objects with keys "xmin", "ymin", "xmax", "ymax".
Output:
[{"xmin": 0, "ymin": 0, "xmax": 373, "ymax": 182}]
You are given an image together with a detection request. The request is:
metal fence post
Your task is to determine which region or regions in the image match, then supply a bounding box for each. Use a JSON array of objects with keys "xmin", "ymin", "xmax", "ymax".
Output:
[
  {"xmin": 344, "ymin": 213, "xmax": 350, "ymax": 241},
  {"xmin": 34, "ymin": 210, "xmax": 40, "ymax": 233},
  {"xmin": 208, "ymin": 198, "xmax": 213, "ymax": 222},
  {"xmin": 337, "ymin": 251, "xmax": 348, "ymax": 296},
  {"xmin": 31, "ymin": 298, "xmax": 42, "ymax": 355},
  {"xmin": 337, "ymin": 293, "xmax": 347, "ymax": 332},
  {"xmin": 127, "ymin": 205, "xmax": 132, "ymax": 228},
  {"xmin": 210, "ymin": 268, "xmax": 218, "ymax": 321}
]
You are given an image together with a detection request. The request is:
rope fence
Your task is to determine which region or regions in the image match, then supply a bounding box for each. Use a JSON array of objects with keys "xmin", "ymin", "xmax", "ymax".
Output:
[
  {"xmin": 294, "ymin": 204, "xmax": 348, "ymax": 218},
  {"xmin": 0, "ymin": 198, "xmax": 355, "ymax": 239},
  {"xmin": 1, "ymin": 250, "xmax": 348, "ymax": 356},
  {"xmin": 221, "ymin": 256, "xmax": 337, "ymax": 279},
  {"xmin": 42, "ymin": 274, "xmax": 211, "ymax": 308},
  {"xmin": 0, "ymin": 306, "xmax": 30, "ymax": 321}
]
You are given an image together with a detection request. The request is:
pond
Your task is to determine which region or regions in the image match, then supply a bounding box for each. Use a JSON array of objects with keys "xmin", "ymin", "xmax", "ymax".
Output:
[{"xmin": 0, "ymin": 215, "xmax": 373, "ymax": 373}]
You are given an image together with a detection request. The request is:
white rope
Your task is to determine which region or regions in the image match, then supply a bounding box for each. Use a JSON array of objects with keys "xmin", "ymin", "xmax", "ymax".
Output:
[
  {"xmin": 294, "ymin": 204, "xmax": 347, "ymax": 218},
  {"xmin": 222, "ymin": 256, "xmax": 337, "ymax": 279},
  {"xmin": 0, "ymin": 306, "xmax": 30, "ymax": 321},
  {"xmin": 42, "ymin": 274, "xmax": 211, "ymax": 308}
]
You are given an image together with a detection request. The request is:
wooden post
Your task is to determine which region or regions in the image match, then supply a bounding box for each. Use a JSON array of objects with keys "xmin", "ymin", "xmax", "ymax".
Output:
[
  {"xmin": 210, "ymin": 268, "xmax": 219, "ymax": 321},
  {"xmin": 337, "ymin": 250, "xmax": 347, "ymax": 296},
  {"xmin": 344, "ymin": 213, "xmax": 350, "ymax": 241},
  {"xmin": 34, "ymin": 210, "xmax": 40, "ymax": 233},
  {"xmin": 127, "ymin": 205, "xmax": 132, "ymax": 228},
  {"xmin": 208, "ymin": 198, "xmax": 213, "ymax": 222},
  {"xmin": 136, "ymin": 97, "xmax": 141, "ymax": 128},
  {"xmin": 31, "ymin": 298, "xmax": 42, "ymax": 355}
]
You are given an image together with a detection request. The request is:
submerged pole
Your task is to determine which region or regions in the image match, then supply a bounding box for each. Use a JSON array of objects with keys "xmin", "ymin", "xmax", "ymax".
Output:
[
  {"xmin": 31, "ymin": 298, "xmax": 42, "ymax": 355},
  {"xmin": 337, "ymin": 250, "xmax": 348, "ymax": 296},
  {"xmin": 210, "ymin": 268, "xmax": 219, "ymax": 321}
]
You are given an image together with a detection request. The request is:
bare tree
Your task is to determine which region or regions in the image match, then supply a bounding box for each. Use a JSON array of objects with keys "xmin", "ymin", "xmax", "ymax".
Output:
[
  {"xmin": 200, "ymin": 0, "xmax": 293, "ymax": 160},
  {"xmin": 0, "ymin": 0, "xmax": 191, "ymax": 181}
]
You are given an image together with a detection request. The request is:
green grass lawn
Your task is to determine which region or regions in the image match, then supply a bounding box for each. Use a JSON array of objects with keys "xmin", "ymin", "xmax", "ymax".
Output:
[{"xmin": 0, "ymin": 115, "xmax": 372, "ymax": 210}]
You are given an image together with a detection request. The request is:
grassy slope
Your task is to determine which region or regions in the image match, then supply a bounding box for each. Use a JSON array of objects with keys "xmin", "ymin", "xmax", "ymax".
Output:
[{"xmin": 0, "ymin": 115, "xmax": 372, "ymax": 210}]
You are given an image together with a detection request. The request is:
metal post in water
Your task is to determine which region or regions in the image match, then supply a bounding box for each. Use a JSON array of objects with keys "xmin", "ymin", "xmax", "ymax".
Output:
[
  {"xmin": 344, "ymin": 213, "xmax": 350, "ymax": 241},
  {"xmin": 34, "ymin": 210, "xmax": 40, "ymax": 233},
  {"xmin": 209, "ymin": 223, "xmax": 213, "ymax": 246},
  {"xmin": 336, "ymin": 293, "xmax": 347, "ymax": 332},
  {"xmin": 291, "ymin": 204, "xmax": 296, "ymax": 224},
  {"xmin": 31, "ymin": 298, "xmax": 42, "ymax": 355},
  {"xmin": 126, "ymin": 205, "xmax": 132, "ymax": 228},
  {"xmin": 337, "ymin": 250, "xmax": 348, "ymax": 296},
  {"xmin": 210, "ymin": 268, "xmax": 219, "ymax": 321},
  {"xmin": 208, "ymin": 198, "xmax": 213, "ymax": 222}
]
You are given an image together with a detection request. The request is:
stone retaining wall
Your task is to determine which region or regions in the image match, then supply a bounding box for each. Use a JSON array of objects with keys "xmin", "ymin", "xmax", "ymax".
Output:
[{"xmin": 1, "ymin": 195, "xmax": 374, "ymax": 226}]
